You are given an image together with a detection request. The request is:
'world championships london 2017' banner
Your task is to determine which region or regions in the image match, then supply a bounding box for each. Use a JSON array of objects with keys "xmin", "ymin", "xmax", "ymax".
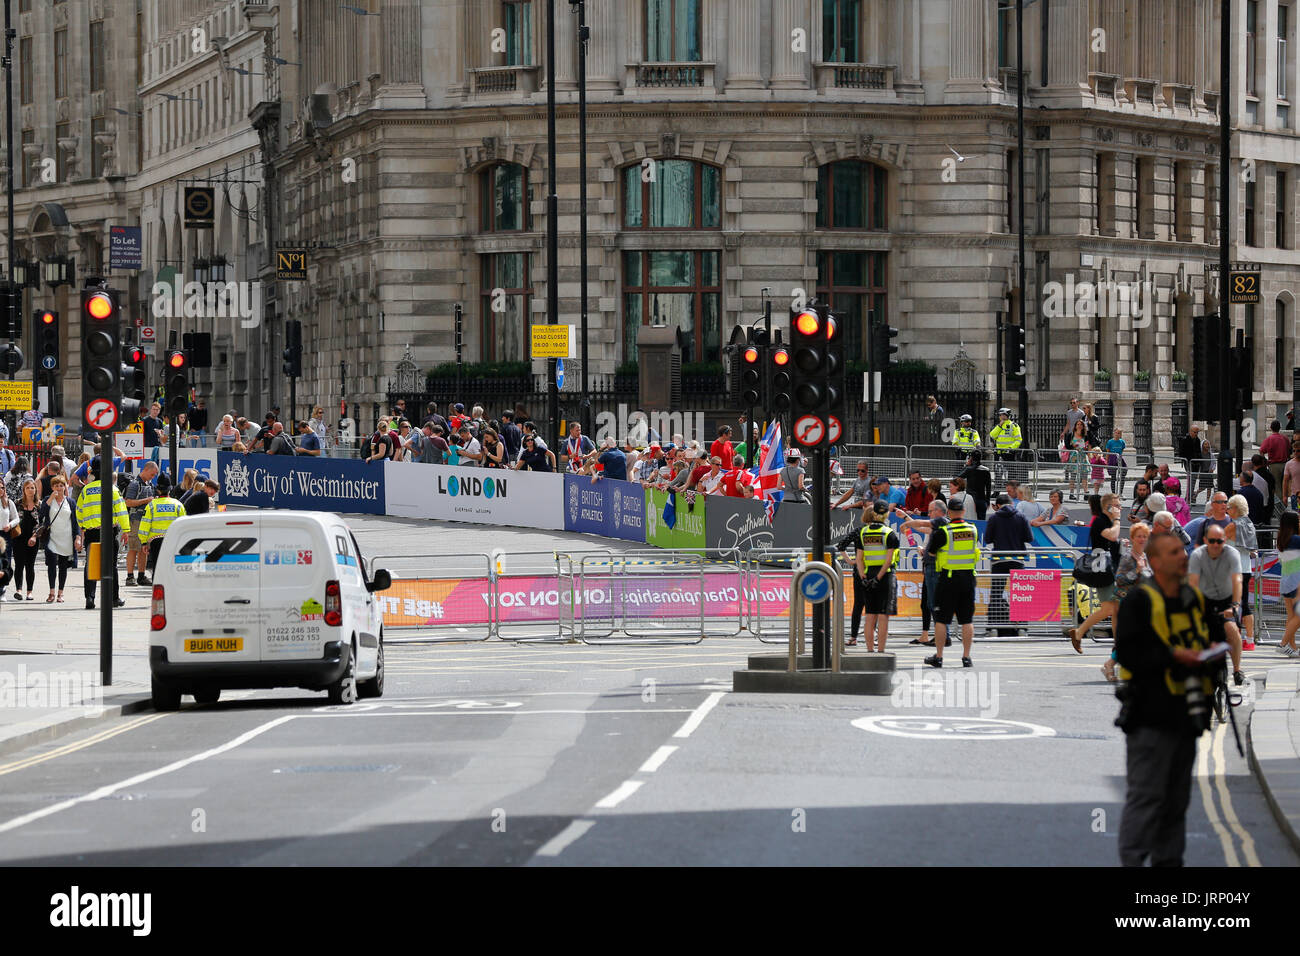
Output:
[{"xmin": 216, "ymin": 452, "xmax": 386, "ymax": 515}]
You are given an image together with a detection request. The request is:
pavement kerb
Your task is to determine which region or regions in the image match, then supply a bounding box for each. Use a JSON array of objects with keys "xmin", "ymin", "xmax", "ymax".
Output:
[
  {"xmin": 1247, "ymin": 666, "xmax": 1300, "ymax": 855},
  {"xmin": 0, "ymin": 694, "xmax": 155, "ymax": 761}
]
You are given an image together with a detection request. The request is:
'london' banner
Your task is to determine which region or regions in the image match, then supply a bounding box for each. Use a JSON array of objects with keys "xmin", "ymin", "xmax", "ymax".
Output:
[
  {"xmin": 384, "ymin": 461, "xmax": 565, "ymax": 530},
  {"xmin": 217, "ymin": 452, "xmax": 386, "ymax": 515}
]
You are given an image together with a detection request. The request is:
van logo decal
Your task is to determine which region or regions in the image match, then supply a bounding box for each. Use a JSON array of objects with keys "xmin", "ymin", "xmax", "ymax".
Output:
[
  {"xmin": 175, "ymin": 537, "xmax": 259, "ymax": 564},
  {"xmin": 263, "ymin": 549, "xmax": 314, "ymax": 566},
  {"xmin": 223, "ymin": 459, "xmax": 251, "ymax": 498},
  {"xmin": 298, "ymin": 598, "xmax": 324, "ymax": 622}
]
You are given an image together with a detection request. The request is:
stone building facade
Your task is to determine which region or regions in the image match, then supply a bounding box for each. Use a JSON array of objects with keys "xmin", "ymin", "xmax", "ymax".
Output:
[{"xmin": 5, "ymin": 0, "xmax": 1299, "ymax": 454}]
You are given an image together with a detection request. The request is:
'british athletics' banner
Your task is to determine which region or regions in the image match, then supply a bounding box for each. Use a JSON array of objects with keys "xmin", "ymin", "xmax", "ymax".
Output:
[
  {"xmin": 563, "ymin": 475, "xmax": 647, "ymax": 543},
  {"xmin": 217, "ymin": 451, "xmax": 386, "ymax": 515}
]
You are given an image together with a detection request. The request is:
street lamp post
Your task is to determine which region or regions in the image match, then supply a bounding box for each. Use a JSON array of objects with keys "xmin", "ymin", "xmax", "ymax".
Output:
[
  {"xmin": 571, "ymin": 0, "xmax": 590, "ymax": 436},
  {"xmin": 1015, "ymin": 0, "xmax": 1029, "ymax": 431},
  {"xmin": 545, "ymin": 0, "xmax": 559, "ymax": 449},
  {"xmin": 1218, "ymin": 0, "xmax": 1233, "ymax": 494},
  {"xmin": 4, "ymin": 0, "xmax": 14, "ymax": 397}
]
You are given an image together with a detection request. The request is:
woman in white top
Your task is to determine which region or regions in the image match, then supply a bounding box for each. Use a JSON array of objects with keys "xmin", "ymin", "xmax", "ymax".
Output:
[
  {"xmin": 698, "ymin": 457, "xmax": 725, "ymax": 495},
  {"xmin": 38, "ymin": 475, "xmax": 81, "ymax": 603},
  {"xmin": 309, "ymin": 406, "xmax": 329, "ymax": 444},
  {"xmin": 0, "ymin": 482, "xmax": 17, "ymax": 601},
  {"xmin": 1225, "ymin": 493, "xmax": 1259, "ymax": 648},
  {"xmin": 215, "ymin": 415, "xmax": 241, "ymax": 450}
]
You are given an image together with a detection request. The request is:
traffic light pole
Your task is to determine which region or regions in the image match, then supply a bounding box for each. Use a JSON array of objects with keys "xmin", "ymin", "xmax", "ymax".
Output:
[
  {"xmin": 545, "ymin": 0, "xmax": 560, "ymax": 451},
  {"xmin": 1218, "ymin": 0, "xmax": 1233, "ymax": 496},
  {"xmin": 169, "ymin": 420, "xmax": 177, "ymax": 484},
  {"xmin": 865, "ymin": 318, "xmax": 875, "ymax": 447},
  {"xmin": 4, "ymin": 0, "xmax": 14, "ymax": 385},
  {"xmin": 100, "ymin": 433, "xmax": 113, "ymax": 686}
]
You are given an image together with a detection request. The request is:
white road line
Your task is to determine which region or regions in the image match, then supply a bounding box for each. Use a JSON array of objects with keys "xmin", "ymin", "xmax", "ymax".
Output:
[
  {"xmin": 673, "ymin": 691, "xmax": 726, "ymax": 739},
  {"xmin": 535, "ymin": 819, "xmax": 596, "ymax": 858},
  {"xmin": 637, "ymin": 745, "xmax": 678, "ymax": 774},
  {"xmin": 594, "ymin": 780, "xmax": 643, "ymax": 809},
  {"xmin": 0, "ymin": 715, "xmax": 296, "ymax": 836}
]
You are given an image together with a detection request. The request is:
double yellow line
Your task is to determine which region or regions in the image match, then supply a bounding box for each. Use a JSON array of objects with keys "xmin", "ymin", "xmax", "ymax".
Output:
[
  {"xmin": 0, "ymin": 712, "xmax": 170, "ymax": 778},
  {"xmin": 1197, "ymin": 722, "xmax": 1260, "ymax": 867}
]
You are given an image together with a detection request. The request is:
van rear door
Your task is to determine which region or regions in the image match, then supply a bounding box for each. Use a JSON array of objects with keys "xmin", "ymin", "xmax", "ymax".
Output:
[
  {"xmin": 166, "ymin": 515, "xmax": 263, "ymax": 664},
  {"xmin": 258, "ymin": 516, "xmax": 334, "ymax": 661}
]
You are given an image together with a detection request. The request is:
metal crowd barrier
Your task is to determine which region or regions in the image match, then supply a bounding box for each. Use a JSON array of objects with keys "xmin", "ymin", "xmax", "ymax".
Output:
[
  {"xmin": 369, "ymin": 552, "xmax": 495, "ymax": 643},
  {"xmin": 572, "ymin": 551, "xmax": 708, "ymax": 645},
  {"xmin": 836, "ymin": 444, "xmax": 908, "ymax": 494}
]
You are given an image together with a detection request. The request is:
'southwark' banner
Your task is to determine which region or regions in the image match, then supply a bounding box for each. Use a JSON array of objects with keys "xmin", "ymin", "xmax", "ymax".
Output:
[
  {"xmin": 384, "ymin": 462, "xmax": 565, "ymax": 530},
  {"xmin": 703, "ymin": 495, "xmax": 861, "ymax": 557},
  {"xmin": 563, "ymin": 475, "xmax": 646, "ymax": 542},
  {"xmin": 217, "ymin": 451, "xmax": 385, "ymax": 514}
]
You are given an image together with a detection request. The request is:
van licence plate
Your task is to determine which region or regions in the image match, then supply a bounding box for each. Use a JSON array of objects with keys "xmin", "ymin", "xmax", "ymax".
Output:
[{"xmin": 184, "ymin": 638, "xmax": 244, "ymax": 653}]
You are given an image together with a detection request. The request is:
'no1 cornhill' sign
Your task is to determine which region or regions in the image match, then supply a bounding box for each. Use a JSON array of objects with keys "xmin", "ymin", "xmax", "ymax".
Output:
[{"xmin": 277, "ymin": 249, "xmax": 308, "ymax": 281}]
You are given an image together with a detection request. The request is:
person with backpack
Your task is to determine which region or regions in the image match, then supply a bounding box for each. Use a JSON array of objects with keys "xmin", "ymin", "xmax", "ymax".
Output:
[{"xmin": 1160, "ymin": 479, "xmax": 1192, "ymax": 526}]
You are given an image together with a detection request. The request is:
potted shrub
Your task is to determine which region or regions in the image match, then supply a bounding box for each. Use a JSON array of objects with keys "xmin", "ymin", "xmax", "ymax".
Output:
[
  {"xmin": 682, "ymin": 360, "xmax": 725, "ymax": 393},
  {"xmin": 1094, "ymin": 368, "xmax": 1112, "ymax": 391},
  {"xmin": 1135, "ymin": 369, "xmax": 1150, "ymax": 392},
  {"xmin": 1172, "ymin": 370, "xmax": 1188, "ymax": 392},
  {"xmin": 614, "ymin": 360, "xmax": 638, "ymax": 393}
]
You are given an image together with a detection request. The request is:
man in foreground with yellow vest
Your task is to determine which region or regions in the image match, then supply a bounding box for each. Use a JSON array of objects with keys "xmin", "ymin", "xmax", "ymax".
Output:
[
  {"xmin": 139, "ymin": 474, "xmax": 186, "ymax": 585},
  {"xmin": 924, "ymin": 494, "xmax": 979, "ymax": 667},
  {"xmin": 1114, "ymin": 531, "xmax": 1227, "ymax": 867},
  {"xmin": 848, "ymin": 500, "xmax": 900, "ymax": 652},
  {"xmin": 75, "ymin": 457, "xmax": 130, "ymax": 610}
]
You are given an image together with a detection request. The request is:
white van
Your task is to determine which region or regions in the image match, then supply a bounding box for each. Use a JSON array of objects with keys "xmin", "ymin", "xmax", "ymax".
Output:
[{"xmin": 148, "ymin": 511, "xmax": 392, "ymax": 710}]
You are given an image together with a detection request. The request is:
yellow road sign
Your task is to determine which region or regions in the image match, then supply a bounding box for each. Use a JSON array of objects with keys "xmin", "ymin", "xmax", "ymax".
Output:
[
  {"xmin": 531, "ymin": 324, "xmax": 573, "ymax": 359},
  {"xmin": 0, "ymin": 380, "xmax": 33, "ymax": 411}
]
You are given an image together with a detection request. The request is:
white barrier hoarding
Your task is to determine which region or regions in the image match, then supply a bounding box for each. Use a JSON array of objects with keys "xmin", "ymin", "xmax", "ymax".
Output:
[{"xmin": 383, "ymin": 462, "xmax": 565, "ymax": 530}]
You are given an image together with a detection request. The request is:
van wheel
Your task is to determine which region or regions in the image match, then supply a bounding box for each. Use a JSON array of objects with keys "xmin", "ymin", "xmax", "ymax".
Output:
[
  {"xmin": 152, "ymin": 677, "xmax": 181, "ymax": 712},
  {"xmin": 327, "ymin": 645, "xmax": 357, "ymax": 706},
  {"xmin": 358, "ymin": 638, "xmax": 384, "ymax": 699},
  {"xmin": 193, "ymin": 687, "xmax": 220, "ymax": 705}
]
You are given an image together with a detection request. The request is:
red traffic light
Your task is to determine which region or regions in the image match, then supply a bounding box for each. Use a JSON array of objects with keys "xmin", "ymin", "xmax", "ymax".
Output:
[
  {"xmin": 85, "ymin": 292, "xmax": 114, "ymax": 321},
  {"xmin": 771, "ymin": 347, "xmax": 790, "ymax": 366},
  {"xmin": 40, "ymin": 311, "xmax": 55, "ymax": 325},
  {"xmin": 127, "ymin": 347, "xmax": 144, "ymax": 364},
  {"xmin": 743, "ymin": 346, "xmax": 760, "ymax": 363},
  {"xmin": 794, "ymin": 310, "xmax": 819, "ymax": 336},
  {"xmin": 167, "ymin": 350, "xmax": 187, "ymax": 369}
]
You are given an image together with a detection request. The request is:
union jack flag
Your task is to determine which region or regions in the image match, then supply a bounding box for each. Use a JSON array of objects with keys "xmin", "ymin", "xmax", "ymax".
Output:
[{"xmin": 750, "ymin": 422, "xmax": 786, "ymax": 524}]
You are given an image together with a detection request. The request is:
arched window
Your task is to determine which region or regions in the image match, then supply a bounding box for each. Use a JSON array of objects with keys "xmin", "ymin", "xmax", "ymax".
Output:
[
  {"xmin": 480, "ymin": 163, "xmax": 531, "ymax": 233},
  {"xmin": 816, "ymin": 160, "xmax": 887, "ymax": 230},
  {"xmin": 622, "ymin": 160, "xmax": 720, "ymax": 229}
]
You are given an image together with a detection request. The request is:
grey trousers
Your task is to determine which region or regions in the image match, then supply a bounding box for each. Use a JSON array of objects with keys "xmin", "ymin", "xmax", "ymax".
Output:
[{"xmin": 1118, "ymin": 725, "xmax": 1199, "ymax": 867}]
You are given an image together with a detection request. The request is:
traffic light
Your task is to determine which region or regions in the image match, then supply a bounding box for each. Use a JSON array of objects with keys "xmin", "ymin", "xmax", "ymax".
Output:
[
  {"xmin": 790, "ymin": 302, "xmax": 840, "ymax": 447},
  {"xmin": 282, "ymin": 319, "xmax": 302, "ymax": 377},
  {"xmin": 740, "ymin": 340, "xmax": 763, "ymax": 407},
  {"xmin": 165, "ymin": 349, "xmax": 189, "ymax": 417},
  {"xmin": 120, "ymin": 329, "xmax": 146, "ymax": 419},
  {"xmin": 768, "ymin": 344, "xmax": 793, "ymax": 413},
  {"xmin": 2, "ymin": 282, "xmax": 21, "ymax": 339},
  {"xmin": 1231, "ymin": 340, "xmax": 1254, "ymax": 412},
  {"xmin": 873, "ymin": 317, "xmax": 900, "ymax": 371},
  {"xmin": 454, "ymin": 303, "xmax": 464, "ymax": 353},
  {"xmin": 1192, "ymin": 313, "xmax": 1221, "ymax": 422},
  {"xmin": 81, "ymin": 288, "xmax": 122, "ymax": 432},
  {"xmin": 35, "ymin": 310, "xmax": 58, "ymax": 371},
  {"xmin": 1004, "ymin": 322, "xmax": 1026, "ymax": 384}
]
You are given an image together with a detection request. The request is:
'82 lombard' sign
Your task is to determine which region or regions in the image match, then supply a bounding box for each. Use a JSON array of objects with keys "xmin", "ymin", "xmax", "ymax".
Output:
[{"xmin": 217, "ymin": 452, "xmax": 385, "ymax": 515}]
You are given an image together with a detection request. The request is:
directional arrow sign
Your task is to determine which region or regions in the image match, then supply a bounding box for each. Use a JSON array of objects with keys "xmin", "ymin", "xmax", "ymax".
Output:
[
  {"xmin": 799, "ymin": 568, "xmax": 834, "ymax": 604},
  {"xmin": 556, "ymin": 357, "xmax": 565, "ymax": 391}
]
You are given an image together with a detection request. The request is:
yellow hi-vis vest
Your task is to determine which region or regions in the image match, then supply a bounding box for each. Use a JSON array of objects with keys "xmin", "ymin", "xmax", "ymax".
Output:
[
  {"xmin": 75, "ymin": 479, "xmax": 129, "ymax": 532},
  {"xmin": 1117, "ymin": 583, "xmax": 1214, "ymax": 700},
  {"xmin": 991, "ymin": 421, "xmax": 1022, "ymax": 450},
  {"xmin": 140, "ymin": 495, "xmax": 185, "ymax": 543},
  {"xmin": 935, "ymin": 520, "xmax": 980, "ymax": 574},
  {"xmin": 858, "ymin": 522, "xmax": 900, "ymax": 570},
  {"xmin": 952, "ymin": 427, "xmax": 980, "ymax": 451}
]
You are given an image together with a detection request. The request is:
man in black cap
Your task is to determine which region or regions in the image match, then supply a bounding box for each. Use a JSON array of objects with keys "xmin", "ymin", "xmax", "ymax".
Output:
[
  {"xmin": 984, "ymin": 492, "xmax": 1033, "ymax": 635},
  {"xmin": 926, "ymin": 495, "xmax": 980, "ymax": 667},
  {"xmin": 959, "ymin": 450, "xmax": 993, "ymax": 520}
]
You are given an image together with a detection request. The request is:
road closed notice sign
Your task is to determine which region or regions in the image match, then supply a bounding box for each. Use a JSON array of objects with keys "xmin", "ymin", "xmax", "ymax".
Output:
[{"xmin": 530, "ymin": 324, "xmax": 573, "ymax": 358}]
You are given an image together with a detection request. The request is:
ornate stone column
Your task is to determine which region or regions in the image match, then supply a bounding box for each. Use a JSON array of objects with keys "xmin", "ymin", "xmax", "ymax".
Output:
[
  {"xmin": 1043, "ymin": 0, "xmax": 1090, "ymax": 102},
  {"xmin": 770, "ymin": 0, "xmax": 808, "ymax": 89},
  {"xmin": 944, "ymin": 0, "xmax": 992, "ymax": 100},
  {"xmin": 585, "ymin": 0, "xmax": 621, "ymax": 90},
  {"xmin": 726, "ymin": 0, "xmax": 764, "ymax": 88}
]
